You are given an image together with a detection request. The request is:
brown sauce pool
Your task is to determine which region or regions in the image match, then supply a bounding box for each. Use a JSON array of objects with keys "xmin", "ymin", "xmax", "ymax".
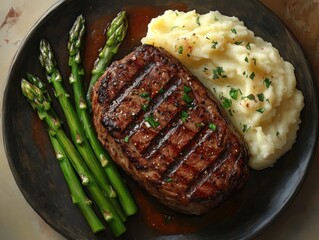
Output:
[{"xmin": 127, "ymin": 181, "xmax": 242, "ymax": 235}]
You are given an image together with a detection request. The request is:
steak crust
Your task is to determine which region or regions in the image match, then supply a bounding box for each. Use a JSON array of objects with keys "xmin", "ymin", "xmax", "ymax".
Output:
[{"xmin": 91, "ymin": 44, "xmax": 250, "ymax": 215}]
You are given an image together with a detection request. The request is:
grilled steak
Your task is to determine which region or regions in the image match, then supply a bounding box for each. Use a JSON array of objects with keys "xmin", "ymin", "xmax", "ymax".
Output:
[{"xmin": 91, "ymin": 44, "xmax": 250, "ymax": 215}]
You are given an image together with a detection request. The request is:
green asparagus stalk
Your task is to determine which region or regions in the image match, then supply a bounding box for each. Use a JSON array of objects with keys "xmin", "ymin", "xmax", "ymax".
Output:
[
  {"xmin": 86, "ymin": 11, "xmax": 128, "ymax": 108},
  {"xmin": 38, "ymin": 39, "xmax": 126, "ymax": 221},
  {"xmin": 48, "ymin": 133, "xmax": 105, "ymax": 233},
  {"xmin": 68, "ymin": 14, "xmax": 137, "ymax": 217},
  {"xmin": 21, "ymin": 75, "xmax": 126, "ymax": 237},
  {"xmin": 53, "ymin": 123, "xmax": 126, "ymax": 237}
]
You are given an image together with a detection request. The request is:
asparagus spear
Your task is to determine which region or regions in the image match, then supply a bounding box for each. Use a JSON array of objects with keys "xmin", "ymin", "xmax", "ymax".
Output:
[
  {"xmin": 48, "ymin": 133, "xmax": 105, "ymax": 233},
  {"xmin": 38, "ymin": 39, "xmax": 126, "ymax": 221},
  {"xmin": 86, "ymin": 11, "xmax": 128, "ymax": 108},
  {"xmin": 21, "ymin": 75, "xmax": 126, "ymax": 237},
  {"xmin": 68, "ymin": 14, "xmax": 137, "ymax": 216}
]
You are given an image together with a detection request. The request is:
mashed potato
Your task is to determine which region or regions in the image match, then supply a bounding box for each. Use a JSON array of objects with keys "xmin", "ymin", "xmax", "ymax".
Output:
[{"xmin": 141, "ymin": 10, "xmax": 304, "ymax": 170}]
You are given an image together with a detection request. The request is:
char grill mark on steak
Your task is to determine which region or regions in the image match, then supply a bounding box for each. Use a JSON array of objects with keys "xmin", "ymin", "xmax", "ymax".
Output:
[
  {"xmin": 141, "ymin": 104, "xmax": 187, "ymax": 159},
  {"xmin": 99, "ymin": 46, "xmax": 191, "ymax": 148},
  {"xmin": 162, "ymin": 125, "xmax": 214, "ymax": 180},
  {"xmin": 97, "ymin": 58, "xmax": 144, "ymax": 104},
  {"xmin": 158, "ymin": 117, "xmax": 228, "ymax": 198},
  {"xmin": 92, "ymin": 44, "xmax": 250, "ymax": 215},
  {"xmin": 100, "ymin": 60, "xmax": 183, "ymax": 138},
  {"xmin": 122, "ymin": 77, "xmax": 182, "ymax": 144},
  {"xmin": 186, "ymin": 143, "xmax": 231, "ymax": 200},
  {"xmin": 148, "ymin": 106, "xmax": 205, "ymax": 161},
  {"xmin": 142, "ymin": 105, "xmax": 205, "ymax": 175},
  {"xmin": 107, "ymin": 63, "xmax": 155, "ymax": 113},
  {"xmin": 101, "ymin": 63, "xmax": 155, "ymax": 133},
  {"xmin": 130, "ymin": 81, "xmax": 190, "ymax": 154}
]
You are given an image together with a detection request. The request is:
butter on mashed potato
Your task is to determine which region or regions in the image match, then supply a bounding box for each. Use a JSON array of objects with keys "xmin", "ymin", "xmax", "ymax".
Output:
[{"xmin": 141, "ymin": 10, "xmax": 304, "ymax": 170}]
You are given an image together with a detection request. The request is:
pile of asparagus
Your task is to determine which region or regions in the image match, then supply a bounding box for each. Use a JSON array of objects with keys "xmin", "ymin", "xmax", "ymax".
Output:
[{"xmin": 21, "ymin": 12, "xmax": 137, "ymax": 237}]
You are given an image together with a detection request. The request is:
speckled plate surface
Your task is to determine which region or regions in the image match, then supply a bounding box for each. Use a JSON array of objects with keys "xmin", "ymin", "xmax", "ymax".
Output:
[{"xmin": 3, "ymin": 0, "xmax": 318, "ymax": 239}]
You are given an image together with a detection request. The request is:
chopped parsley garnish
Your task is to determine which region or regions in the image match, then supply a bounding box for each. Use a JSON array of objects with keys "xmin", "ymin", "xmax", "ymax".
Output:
[
  {"xmin": 196, "ymin": 16, "xmax": 201, "ymax": 26},
  {"xmin": 231, "ymin": 28, "xmax": 237, "ymax": 34},
  {"xmin": 249, "ymin": 72, "xmax": 255, "ymax": 80},
  {"xmin": 276, "ymin": 131, "xmax": 280, "ymax": 137},
  {"xmin": 220, "ymin": 96, "xmax": 232, "ymax": 109},
  {"xmin": 209, "ymin": 123, "xmax": 217, "ymax": 131},
  {"xmin": 164, "ymin": 177, "xmax": 173, "ymax": 183},
  {"xmin": 263, "ymin": 78, "xmax": 272, "ymax": 88},
  {"xmin": 246, "ymin": 42, "xmax": 251, "ymax": 50},
  {"xmin": 244, "ymin": 56, "xmax": 249, "ymax": 63},
  {"xmin": 242, "ymin": 124, "xmax": 251, "ymax": 133},
  {"xmin": 195, "ymin": 122, "xmax": 204, "ymax": 128},
  {"xmin": 145, "ymin": 114, "xmax": 160, "ymax": 128},
  {"xmin": 158, "ymin": 88, "xmax": 164, "ymax": 94},
  {"xmin": 257, "ymin": 93, "xmax": 264, "ymax": 102},
  {"xmin": 211, "ymin": 41, "xmax": 218, "ymax": 49},
  {"xmin": 213, "ymin": 69, "xmax": 219, "ymax": 79},
  {"xmin": 252, "ymin": 58, "xmax": 257, "ymax": 65},
  {"xmin": 235, "ymin": 41, "xmax": 243, "ymax": 45},
  {"xmin": 183, "ymin": 85, "xmax": 193, "ymax": 103},
  {"xmin": 183, "ymin": 85, "xmax": 191, "ymax": 93},
  {"xmin": 124, "ymin": 136, "xmax": 130, "ymax": 143},
  {"xmin": 256, "ymin": 108, "xmax": 265, "ymax": 113},
  {"xmin": 140, "ymin": 92, "xmax": 150, "ymax": 100},
  {"xmin": 212, "ymin": 66, "xmax": 227, "ymax": 79},
  {"xmin": 183, "ymin": 93, "xmax": 193, "ymax": 103},
  {"xmin": 229, "ymin": 88, "xmax": 242, "ymax": 100},
  {"xmin": 243, "ymin": 94, "xmax": 255, "ymax": 101},
  {"xmin": 178, "ymin": 45, "xmax": 183, "ymax": 54},
  {"xmin": 141, "ymin": 104, "xmax": 148, "ymax": 111},
  {"xmin": 181, "ymin": 111, "xmax": 189, "ymax": 122}
]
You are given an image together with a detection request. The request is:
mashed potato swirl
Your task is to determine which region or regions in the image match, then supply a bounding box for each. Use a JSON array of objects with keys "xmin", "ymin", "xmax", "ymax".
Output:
[{"xmin": 141, "ymin": 10, "xmax": 304, "ymax": 170}]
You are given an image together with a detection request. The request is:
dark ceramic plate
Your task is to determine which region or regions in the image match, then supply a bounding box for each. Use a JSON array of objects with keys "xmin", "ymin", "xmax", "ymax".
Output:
[{"xmin": 3, "ymin": 0, "xmax": 318, "ymax": 239}]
